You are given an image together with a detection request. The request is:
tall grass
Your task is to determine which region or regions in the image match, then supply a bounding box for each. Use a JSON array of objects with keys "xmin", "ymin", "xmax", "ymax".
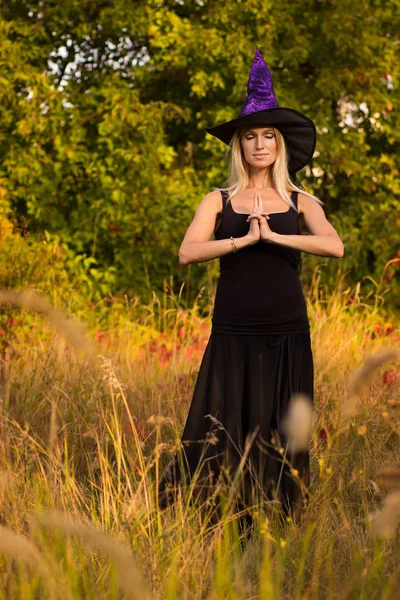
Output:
[{"xmin": 0, "ymin": 261, "xmax": 399, "ymax": 598}]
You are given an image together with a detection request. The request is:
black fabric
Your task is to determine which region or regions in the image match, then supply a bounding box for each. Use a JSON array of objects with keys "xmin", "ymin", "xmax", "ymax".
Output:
[
  {"xmin": 212, "ymin": 190, "xmax": 309, "ymax": 335},
  {"xmin": 158, "ymin": 190, "xmax": 314, "ymax": 518},
  {"xmin": 204, "ymin": 107, "xmax": 317, "ymax": 173}
]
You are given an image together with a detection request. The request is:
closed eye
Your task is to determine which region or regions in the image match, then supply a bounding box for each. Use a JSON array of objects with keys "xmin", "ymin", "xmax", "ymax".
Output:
[{"xmin": 245, "ymin": 134, "xmax": 274, "ymax": 139}]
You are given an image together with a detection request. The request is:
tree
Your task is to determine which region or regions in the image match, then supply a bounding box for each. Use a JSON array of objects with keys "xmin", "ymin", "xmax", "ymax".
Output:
[{"xmin": 1, "ymin": 0, "xmax": 399, "ymax": 307}]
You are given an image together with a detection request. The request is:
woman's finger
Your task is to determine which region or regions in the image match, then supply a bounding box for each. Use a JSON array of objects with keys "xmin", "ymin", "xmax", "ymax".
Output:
[
  {"xmin": 253, "ymin": 191, "xmax": 259, "ymax": 213},
  {"xmin": 247, "ymin": 209, "xmax": 269, "ymax": 218},
  {"xmin": 258, "ymin": 191, "xmax": 263, "ymax": 211},
  {"xmin": 259, "ymin": 213, "xmax": 272, "ymax": 231},
  {"xmin": 246, "ymin": 212, "xmax": 269, "ymax": 222}
]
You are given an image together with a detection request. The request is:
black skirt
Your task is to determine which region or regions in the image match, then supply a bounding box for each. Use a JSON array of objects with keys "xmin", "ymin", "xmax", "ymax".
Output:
[{"xmin": 158, "ymin": 331, "xmax": 314, "ymax": 517}]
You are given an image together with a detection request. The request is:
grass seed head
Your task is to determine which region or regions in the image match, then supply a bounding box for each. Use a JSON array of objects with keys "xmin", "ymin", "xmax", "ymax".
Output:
[
  {"xmin": 34, "ymin": 510, "xmax": 155, "ymax": 600},
  {"xmin": 348, "ymin": 348, "xmax": 400, "ymax": 397},
  {"xmin": 0, "ymin": 289, "xmax": 94, "ymax": 356},
  {"xmin": 282, "ymin": 393, "xmax": 314, "ymax": 453},
  {"xmin": 375, "ymin": 466, "xmax": 400, "ymax": 492},
  {"xmin": 0, "ymin": 525, "xmax": 54, "ymax": 586},
  {"xmin": 369, "ymin": 490, "xmax": 400, "ymax": 539}
]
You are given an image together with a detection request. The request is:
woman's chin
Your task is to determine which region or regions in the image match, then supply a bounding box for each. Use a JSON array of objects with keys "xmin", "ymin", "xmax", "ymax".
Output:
[{"xmin": 248, "ymin": 160, "xmax": 274, "ymax": 169}]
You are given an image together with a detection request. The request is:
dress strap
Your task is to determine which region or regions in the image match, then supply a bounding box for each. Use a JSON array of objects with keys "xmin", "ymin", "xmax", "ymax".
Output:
[
  {"xmin": 220, "ymin": 189, "xmax": 229, "ymax": 211},
  {"xmin": 291, "ymin": 190, "xmax": 299, "ymax": 210}
]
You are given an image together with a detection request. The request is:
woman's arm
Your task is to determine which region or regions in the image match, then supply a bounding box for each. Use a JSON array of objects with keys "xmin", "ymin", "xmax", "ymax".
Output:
[
  {"xmin": 178, "ymin": 191, "xmax": 254, "ymax": 266},
  {"xmin": 264, "ymin": 193, "xmax": 344, "ymax": 258},
  {"xmin": 269, "ymin": 232, "xmax": 343, "ymax": 257}
]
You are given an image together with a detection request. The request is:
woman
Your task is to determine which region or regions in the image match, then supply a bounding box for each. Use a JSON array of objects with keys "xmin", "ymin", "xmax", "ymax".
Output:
[{"xmin": 158, "ymin": 47, "xmax": 344, "ymax": 522}]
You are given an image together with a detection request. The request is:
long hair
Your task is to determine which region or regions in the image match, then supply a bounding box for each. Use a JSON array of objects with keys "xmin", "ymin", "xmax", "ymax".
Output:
[{"xmin": 215, "ymin": 125, "xmax": 324, "ymax": 212}]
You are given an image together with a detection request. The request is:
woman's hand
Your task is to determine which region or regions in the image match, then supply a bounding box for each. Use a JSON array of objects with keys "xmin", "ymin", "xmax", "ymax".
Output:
[
  {"xmin": 246, "ymin": 211, "xmax": 261, "ymax": 245},
  {"xmin": 246, "ymin": 191, "xmax": 276, "ymax": 244}
]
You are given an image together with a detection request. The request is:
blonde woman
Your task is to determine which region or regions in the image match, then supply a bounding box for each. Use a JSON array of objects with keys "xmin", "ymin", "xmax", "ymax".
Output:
[{"xmin": 158, "ymin": 48, "xmax": 344, "ymax": 526}]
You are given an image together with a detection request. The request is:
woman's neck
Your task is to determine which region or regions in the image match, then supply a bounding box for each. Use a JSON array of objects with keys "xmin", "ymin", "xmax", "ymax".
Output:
[{"xmin": 247, "ymin": 169, "xmax": 273, "ymax": 189}]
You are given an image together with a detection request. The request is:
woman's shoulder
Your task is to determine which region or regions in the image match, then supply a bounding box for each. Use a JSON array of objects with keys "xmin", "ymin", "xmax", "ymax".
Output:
[
  {"xmin": 202, "ymin": 189, "xmax": 226, "ymax": 204},
  {"xmin": 195, "ymin": 189, "xmax": 225, "ymax": 216},
  {"xmin": 207, "ymin": 188, "xmax": 226, "ymax": 198},
  {"xmin": 296, "ymin": 191, "xmax": 324, "ymax": 214}
]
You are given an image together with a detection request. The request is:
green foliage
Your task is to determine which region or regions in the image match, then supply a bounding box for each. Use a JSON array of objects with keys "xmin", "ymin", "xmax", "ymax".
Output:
[
  {"xmin": 0, "ymin": 1, "xmax": 399, "ymax": 307},
  {"xmin": 0, "ymin": 215, "xmax": 117, "ymax": 306}
]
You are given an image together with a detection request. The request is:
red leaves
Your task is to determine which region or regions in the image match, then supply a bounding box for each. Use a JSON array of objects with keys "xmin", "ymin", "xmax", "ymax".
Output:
[
  {"xmin": 0, "ymin": 318, "xmax": 17, "ymax": 335},
  {"xmin": 107, "ymin": 224, "xmax": 121, "ymax": 233},
  {"xmin": 176, "ymin": 373, "xmax": 192, "ymax": 394},
  {"xmin": 158, "ymin": 346, "xmax": 172, "ymax": 366},
  {"xmin": 319, "ymin": 427, "xmax": 328, "ymax": 441},
  {"xmin": 146, "ymin": 327, "xmax": 209, "ymax": 367},
  {"xmin": 137, "ymin": 426, "xmax": 148, "ymax": 440},
  {"xmin": 122, "ymin": 421, "xmax": 149, "ymax": 444},
  {"xmin": 383, "ymin": 371, "xmax": 398, "ymax": 386},
  {"xmin": 372, "ymin": 323, "xmax": 396, "ymax": 338}
]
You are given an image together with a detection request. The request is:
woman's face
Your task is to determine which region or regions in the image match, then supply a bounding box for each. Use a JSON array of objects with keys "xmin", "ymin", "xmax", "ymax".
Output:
[{"xmin": 240, "ymin": 126, "xmax": 277, "ymax": 169}]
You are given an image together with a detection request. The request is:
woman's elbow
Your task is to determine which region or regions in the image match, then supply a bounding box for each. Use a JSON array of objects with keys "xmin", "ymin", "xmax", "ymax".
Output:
[
  {"xmin": 178, "ymin": 245, "xmax": 191, "ymax": 267},
  {"xmin": 178, "ymin": 258, "xmax": 188, "ymax": 268},
  {"xmin": 334, "ymin": 239, "xmax": 345, "ymax": 258},
  {"xmin": 178, "ymin": 254, "xmax": 188, "ymax": 267}
]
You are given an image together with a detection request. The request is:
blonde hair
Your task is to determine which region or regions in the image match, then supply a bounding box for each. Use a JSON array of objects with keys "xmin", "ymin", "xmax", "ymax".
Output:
[{"xmin": 215, "ymin": 125, "xmax": 324, "ymax": 212}]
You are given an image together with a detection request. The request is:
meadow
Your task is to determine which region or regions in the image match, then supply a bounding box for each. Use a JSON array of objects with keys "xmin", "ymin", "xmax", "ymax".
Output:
[
  {"xmin": 0, "ymin": 261, "xmax": 399, "ymax": 600},
  {"xmin": 1, "ymin": 1, "xmax": 399, "ymax": 597}
]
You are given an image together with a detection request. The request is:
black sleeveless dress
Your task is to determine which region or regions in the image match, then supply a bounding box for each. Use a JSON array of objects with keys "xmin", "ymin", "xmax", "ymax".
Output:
[{"xmin": 158, "ymin": 189, "xmax": 314, "ymax": 517}]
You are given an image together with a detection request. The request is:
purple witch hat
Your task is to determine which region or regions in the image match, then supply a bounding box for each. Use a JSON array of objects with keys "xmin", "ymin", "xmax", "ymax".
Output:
[{"xmin": 205, "ymin": 46, "xmax": 316, "ymax": 173}]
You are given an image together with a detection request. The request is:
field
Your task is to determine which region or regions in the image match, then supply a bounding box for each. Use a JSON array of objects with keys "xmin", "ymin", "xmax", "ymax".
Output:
[{"xmin": 0, "ymin": 265, "xmax": 399, "ymax": 599}]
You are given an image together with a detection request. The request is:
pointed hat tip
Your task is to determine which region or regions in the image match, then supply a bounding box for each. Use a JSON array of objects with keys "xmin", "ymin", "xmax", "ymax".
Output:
[{"xmin": 238, "ymin": 44, "xmax": 279, "ymax": 116}]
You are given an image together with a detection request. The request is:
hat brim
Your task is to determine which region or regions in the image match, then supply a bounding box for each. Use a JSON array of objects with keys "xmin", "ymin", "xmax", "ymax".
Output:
[{"xmin": 205, "ymin": 107, "xmax": 316, "ymax": 173}]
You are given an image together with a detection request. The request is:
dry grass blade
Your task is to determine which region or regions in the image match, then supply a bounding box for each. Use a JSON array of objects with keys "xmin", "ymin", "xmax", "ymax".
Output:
[
  {"xmin": 282, "ymin": 393, "xmax": 314, "ymax": 453},
  {"xmin": 387, "ymin": 400, "xmax": 400, "ymax": 409},
  {"xmin": 369, "ymin": 490, "xmax": 400, "ymax": 539},
  {"xmin": 0, "ymin": 470, "xmax": 15, "ymax": 493},
  {"xmin": 344, "ymin": 348, "xmax": 400, "ymax": 417},
  {"xmin": 0, "ymin": 289, "xmax": 94, "ymax": 356},
  {"xmin": 49, "ymin": 399, "xmax": 59, "ymax": 458},
  {"xmin": 0, "ymin": 525, "xmax": 55, "ymax": 587},
  {"xmin": 34, "ymin": 510, "xmax": 155, "ymax": 600},
  {"xmin": 348, "ymin": 348, "xmax": 400, "ymax": 397}
]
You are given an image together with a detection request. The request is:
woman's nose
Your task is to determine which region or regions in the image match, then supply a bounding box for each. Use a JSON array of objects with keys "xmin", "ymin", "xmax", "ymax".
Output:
[{"xmin": 255, "ymin": 137, "xmax": 264, "ymax": 149}]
